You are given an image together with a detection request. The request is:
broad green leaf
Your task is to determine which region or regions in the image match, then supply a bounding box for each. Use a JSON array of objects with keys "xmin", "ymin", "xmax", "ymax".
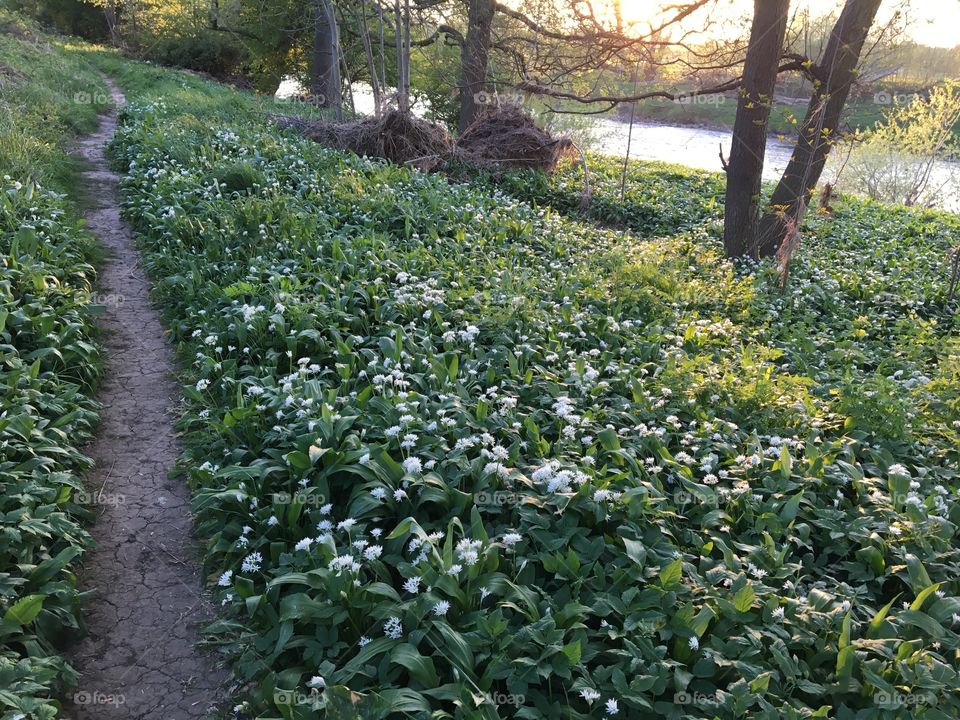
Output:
[
  {"xmin": 4, "ymin": 595, "xmax": 44, "ymax": 626},
  {"xmin": 733, "ymin": 583, "xmax": 756, "ymax": 613}
]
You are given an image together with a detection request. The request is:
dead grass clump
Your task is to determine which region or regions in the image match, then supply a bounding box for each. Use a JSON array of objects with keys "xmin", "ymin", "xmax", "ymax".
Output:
[
  {"xmin": 285, "ymin": 109, "xmax": 452, "ymax": 171},
  {"xmin": 455, "ymin": 105, "xmax": 574, "ymax": 172},
  {"xmin": 278, "ymin": 105, "xmax": 573, "ymax": 175}
]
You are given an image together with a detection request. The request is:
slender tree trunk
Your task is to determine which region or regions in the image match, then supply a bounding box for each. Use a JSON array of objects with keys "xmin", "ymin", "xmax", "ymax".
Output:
[
  {"xmin": 723, "ymin": 0, "xmax": 791, "ymax": 258},
  {"xmin": 403, "ymin": 0, "xmax": 411, "ymax": 105},
  {"xmin": 756, "ymin": 0, "xmax": 882, "ymax": 257},
  {"xmin": 127, "ymin": 0, "xmax": 138, "ymax": 48},
  {"xmin": 378, "ymin": 4, "xmax": 386, "ymax": 104},
  {"xmin": 357, "ymin": 0, "xmax": 382, "ymax": 116},
  {"xmin": 330, "ymin": 0, "xmax": 343, "ymax": 120},
  {"xmin": 458, "ymin": 0, "xmax": 495, "ymax": 133},
  {"xmin": 394, "ymin": 0, "xmax": 408, "ymax": 113},
  {"xmin": 103, "ymin": 1, "xmax": 122, "ymax": 47},
  {"xmin": 310, "ymin": 0, "xmax": 341, "ymax": 116}
]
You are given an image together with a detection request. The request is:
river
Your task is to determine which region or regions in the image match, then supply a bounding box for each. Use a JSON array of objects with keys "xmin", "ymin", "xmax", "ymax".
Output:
[
  {"xmin": 587, "ymin": 117, "xmax": 794, "ymax": 181},
  {"xmin": 586, "ymin": 116, "xmax": 959, "ymax": 212}
]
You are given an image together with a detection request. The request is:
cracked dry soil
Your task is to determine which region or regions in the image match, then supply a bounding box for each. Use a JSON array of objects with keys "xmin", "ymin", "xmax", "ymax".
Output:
[{"xmin": 63, "ymin": 78, "xmax": 228, "ymax": 719}]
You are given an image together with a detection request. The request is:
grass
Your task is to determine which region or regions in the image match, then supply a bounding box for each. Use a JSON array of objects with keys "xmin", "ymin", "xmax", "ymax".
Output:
[{"xmin": 0, "ymin": 11, "xmax": 110, "ymax": 195}]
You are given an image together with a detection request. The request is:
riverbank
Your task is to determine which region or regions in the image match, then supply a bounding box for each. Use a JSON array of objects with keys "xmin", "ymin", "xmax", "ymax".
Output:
[{"xmin": 611, "ymin": 94, "xmax": 890, "ymax": 136}]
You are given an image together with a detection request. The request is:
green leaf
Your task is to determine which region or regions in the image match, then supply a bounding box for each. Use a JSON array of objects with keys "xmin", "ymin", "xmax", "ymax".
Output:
[
  {"xmin": 905, "ymin": 554, "xmax": 933, "ymax": 593},
  {"xmin": 308, "ymin": 444, "xmax": 328, "ymax": 464},
  {"xmin": 911, "ymin": 582, "xmax": 942, "ymax": 611},
  {"xmin": 868, "ymin": 594, "xmax": 901, "ymax": 638},
  {"xmin": 839, "ymin": 611, "xmax": 852, "ymax": 649},
  {"xmin": 597, "ymin": 427, "xmax": 620, "ymax": 451},
  {"xmin": 4, "ymin": 595, "xmax": 44, "ymax": 626},
  {"xmin": 28, "ymin": 546, "xmax": 82, "ymax": 587},
  {"xmin": 836, "ymin": 645, "xmax": 856, "ymax": 678},
  {"xmin": 750, "ymin": 672, "xmax": 771, "ymax": 694},
  {"xmin": 659, "ymin": 558, "xmax": 682, "ymax": 587},
  {"xmin": 387, "ymin": 517, "xmax": 416, "ymax": 540},
  {"xmin": 446, "ymin": 353, "xmax": 458, "ymax": 382},
  {"xmin": 391, "ymin": 643, "xmax": 439, "ymax": 687},
  {"xmin": 733, "ymin": 583, "xmax": 756, "ymax": 613},
  {"xmin": 780, "ymin": 491, "xmax": 803, "ymax": 522},
  {"xmin": 623, "ymin": 538, "xmax": 645, "ymax": 566},
  {"xmin": 778, "ymin": 446, "xmax": 793, "ymax": 480},
  {"xmin": 431, "ymin": 623, "xmax": 475, "ymax": 671},
  {"xmin": 561, "ymin": 640, "xmax": 582, "ymax": 666},
  {"xmin": 901, "ymin": 610, "xmax": 957, "ymax": 646}
]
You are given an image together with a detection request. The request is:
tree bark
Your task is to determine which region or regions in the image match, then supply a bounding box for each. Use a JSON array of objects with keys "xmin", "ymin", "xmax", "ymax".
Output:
[
  {"xmin": 103, "ymin": 1, "xmax": 122, "ymax": 47},
  {"xmin": 310, "ymin": 0, "xmax": 341, "ymax": 116},
  {"xmin": 756, "ymin": 0, "xmax": 882, "ymax": 257},
  {"xmin": 458, "ymin": 0, "xmax": 495, "ymax": 133},
  {"xmin": 393, "ymin": 0, "xmax": 407, "ymax": 112},
  {"xmin": 356, "ymin": 0, "xmax": 382, "ymax": 117},
  {"xmin": 723, "ymin": 0, "xmax": 791, "ymax": 258}
]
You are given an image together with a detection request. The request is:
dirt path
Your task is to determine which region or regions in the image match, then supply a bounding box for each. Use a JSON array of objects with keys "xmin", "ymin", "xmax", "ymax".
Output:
[{"xmin": 64, "ymin": 78, "xmax": 227, "ymax": 719}]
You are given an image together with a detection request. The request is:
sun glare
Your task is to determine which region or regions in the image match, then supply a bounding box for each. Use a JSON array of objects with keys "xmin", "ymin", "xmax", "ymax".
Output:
[{"xmin": 613, "ymin": 0, "xmax": 959, "ymax": 48}]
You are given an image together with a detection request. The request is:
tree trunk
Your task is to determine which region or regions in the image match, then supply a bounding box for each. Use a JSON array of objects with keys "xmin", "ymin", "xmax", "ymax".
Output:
[
  {"xmin": 458, "ymin": 0, "xmax": 495, "ymax": 133},
  {"xmin": 723, "ymin": 0, "xmax": 791, "ymax": 258},
  {"xmin": 756, "ymin": 0, "xmax": 882, "ymax": 257},
  {"xmin": 394, "ymin": 0, "xmax": 409, "ymax": 113},
  {"xmin": 310, "ymin": 0, "xmax": 341, "ymax": 116},
  {"xmin": 356, "ymin": 0, "xmax": 382, "ymax": 117},
  {"xmin": 103, "ymin": 1, "xmax": 122, "ymax": 47}
]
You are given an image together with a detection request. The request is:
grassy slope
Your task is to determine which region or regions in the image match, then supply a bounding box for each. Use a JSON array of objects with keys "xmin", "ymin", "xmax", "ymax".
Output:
[
  {"xmin": 0, "ymin": 12, "xmax": 107, "ymax": 719},
  {"xmin": 91, "ymin": 50, "xmax": 960, "ymax": 719}
]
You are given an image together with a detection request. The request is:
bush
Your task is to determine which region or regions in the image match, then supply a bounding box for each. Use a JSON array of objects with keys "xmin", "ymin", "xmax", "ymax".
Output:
[
  {"xmin": 141, "ymin": 32, "xmax": 248, "ymax": 79},
  {"xmin": 831, "ymin": 81, "xmax": 960, "ymax": 208}
]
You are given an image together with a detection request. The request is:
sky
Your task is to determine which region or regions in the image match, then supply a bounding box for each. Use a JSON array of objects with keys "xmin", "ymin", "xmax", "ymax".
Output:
[{"xmin": 614, "ymin": 0, "xmax": 960, "ymax": 48}]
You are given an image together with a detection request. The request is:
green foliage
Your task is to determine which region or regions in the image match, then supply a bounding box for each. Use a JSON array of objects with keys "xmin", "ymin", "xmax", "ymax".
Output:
[
  {"xmin": 835, "ymin": 81, "xmax": 960, "ymax": 207},
  {"xmin": 107, "ymin": 58, "xmax": 960, "ymax": 719},
  {"xmin": 141, "ymin": 31, "xmax": 249, "ymax": 79},
  {"xmin": 494, "ymin": 154, "xmax": 725, "ymax": 237},
  {"xmin": 0, "ymin": 181, "xmax": 101, "ymax": 718},
  {"xmin": 0, "ymin": 16, "xmax": 103, "ymax": 715},
  {"xmin": 408, "ymin": 40, "xmax": 462, "ymax": 130},
  {"xmin": 0, "ymin": 11, "xmax": 110, "ymax": 192}
]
